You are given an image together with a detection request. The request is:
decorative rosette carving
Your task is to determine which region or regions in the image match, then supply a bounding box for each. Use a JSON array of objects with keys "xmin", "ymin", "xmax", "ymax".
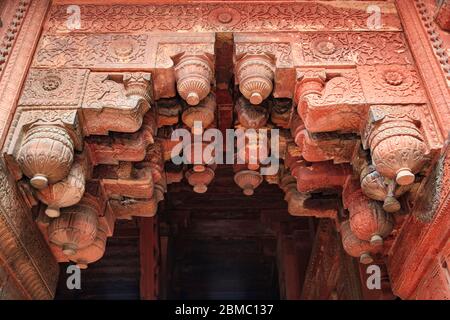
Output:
[
  {"xmin": 347, "ymin": 190, "xmax": 394, "ymax": 246},
  {"xmin": 174, "ymin": 53, "xmax": 214, "ymax": 106},
  {"xmin": 368, "ymin": 118, "xmax": 429, "ymax": 186},
  {"xmin": 340, "ymin": 221, "xmax": 374, "ymax": 265},
  {"xmin": 235, "ymin": 96, "xmax": 268, "ymax": 129},
  {"xmin": 185, "ymin": 166, "xmax": 215, "ymax": 194},
  {"xmin": 233, "ymin": 169, "xmax": 263, "ymax": 196},
  {"xmin": 36, "ymin": 160, "xmax": 86, "ymax": 218},
  {"xmin": 48, "ymin": 196, "xmax": 99, "ymax": 257},
  {"xmin": 235, "ymin": 54, "xmax": 275, "ymax": 105},
  {"xmin": 182, "ymin": 94, "xmax": 216, "ymax": 134},
  {"xmin": 16, "ymin": 125, "xmax": 75, "ymax": 189}
]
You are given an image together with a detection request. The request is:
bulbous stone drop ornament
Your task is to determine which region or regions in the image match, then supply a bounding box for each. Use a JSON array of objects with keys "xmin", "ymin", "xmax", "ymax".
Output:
[
  {"xmin": 235, "ymin": 54, "xmax": 275, "ymax": 105},
  {"xmin": 360, "ymin": 165, "xmax": 410, "ymax": 213},
  {"xmin": 174, "ymin": 54, "xmax": 214, "ymax": 106},
  {"xmin": 185, "ymin": 167, "xmax": 215, "ymax": 194},
  {"xmin": 341, "ymin": 221, "xmax": 374, "ymax": 265},
  {"xmin": 16, "ymin": 125, "xmax": 75, "ymax": 189},
  {"xmin": 48, "ymin": 197, "xmax": 98, "ymax": 256},
  {"xmin": 367, "ymin": 115, "xmax": 429, "ymax": 186},
  {"xmin": 36, "ymin": 160, "xmax": 86, "ymax": 218},
  {"xmin": 234, "ymin": 170, "xmax": 263, "ymax": 196},
  {"xmin": 347, "ymin": 190, "xmax": 394, "ymax": 247}
]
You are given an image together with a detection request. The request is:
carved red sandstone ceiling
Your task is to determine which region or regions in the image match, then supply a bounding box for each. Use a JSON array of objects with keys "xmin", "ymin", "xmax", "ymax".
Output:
[{"xmin": 0, "ymin": 0, "xmax": 449, "ymax": 300}]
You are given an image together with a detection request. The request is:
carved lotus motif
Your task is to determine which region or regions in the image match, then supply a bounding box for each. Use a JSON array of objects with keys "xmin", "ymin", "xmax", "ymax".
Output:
[
  {"xmin": 42, "ymin": 75, "xmax": 62, "ymax": 91},
  {"xmin": 48, "ymin": 198, "xmax": 98, "ymax": 256},
  {"xmin": 174, "ymin": 54, "xmax": 214, "ymax": 106},
  {"xmin": 369, "ymin": 121, "xmax": 429, "ymax": 186},
  {"xmin": 69, "ymin": 227, "xmax": 107, "ymax": 269},
  {"xmin": 313, "ymin": 39, "xmax": 337, "ymax": 56},
  {"xmin": 109, "ymin": 37, "xmax": 138, "ymax": 61},
  {"xmin": 341, "ymin": 221, "xmax": 374, "ymax": 265},
  {"xmin": 16, "ymin": 125, "xmax": 75, "ymax": 189},
  {"xmin": 235, "ymin": 97, "xmax": 268, "ymax": 129},
  {"xmin": 347, "ymin": 190, "xmax": 394, "ymax": 246},
  {"xmin": 234, "ymin": 170, "xmax": 263, "ymax": 196},
  {"xmin": 182, "ymin": 94, "xmax": 216, "ymax": 134},
  {"xmin": 185, "ymin": 167, "xmax": 215, "ymax": 193},
  {"xmin": 36, "ymin": 161, "xmax": 86, "ymax": 218},
  {"xmin": 383, "ymin": 70, "xmax": 404, "ymax": 86},
  {"xmin": 236, "ymin": 54, "xmax": 275, "ymax": 105}
]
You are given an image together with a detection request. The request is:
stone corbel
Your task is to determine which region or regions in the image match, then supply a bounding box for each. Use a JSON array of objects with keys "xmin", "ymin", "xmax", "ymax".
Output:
[
  {"xmin": 293, "ymin": 126, "xmax": 360, "ymax": 164},
  {"xmin": 291, "ymin": 161, "xmax": 352, "ymax": 193},
  {"xmin": 362, "ymin": 105, "xmax": 431, "ymax": 186},
  {"xmin": 85, "ymin": 110, "xmax": 157, "ymax": 165},
  {"xmin": 279, "ymin": 173, "xmax": 337, "ymax": 219},
  {"xmin": 95, "ymin": 162, "xmax": 154, "ymax": 200},
  {"xmin": 295, "ymin": 68, "xmax": 367, "ymax": 133},
  {"xmin": 5, "ymin": 109, "xmax": 83, "ymax": 190},
  {"xmin": 81, "ymin": 72, "xmax": 152, "ymax": 135}
]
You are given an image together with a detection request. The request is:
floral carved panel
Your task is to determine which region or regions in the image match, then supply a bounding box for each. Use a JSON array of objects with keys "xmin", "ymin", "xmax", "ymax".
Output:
[
  {"xmin": 33, "ymin": 34, "xmax": 152, "ymax": 69},
  {"xmin": 19, "ymin": 69, "xmax": 89, "ymax": 107},
  {"xmin": 357, "ymin": 65, "xmax": 427, "ymax": 104},
  {"xmin": 43, "ymin": 2, "xmax": 402, "ymax": 34},
  {"xmin": 293, "ymin": 32, "xmax": 413, "ymax": 66}
]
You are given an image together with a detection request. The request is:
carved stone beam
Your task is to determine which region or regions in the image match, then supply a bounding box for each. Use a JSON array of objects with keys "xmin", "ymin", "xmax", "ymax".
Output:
[
  {"xmin": 94, "ymin": 162, "xmax": 154, "ymax": 200},
  {"xmin": 5, "ymin": 109, "xmax": 83, "ymax": 189},
  {"xmin": 85, "ymin": 110, "xmax": 157, "ymax": 165},
  {"xmin": 291, "ymin": 161, "xmax": 352, "ymax": 193},
  {"xmin": 279, "ymin": 173, "xmax": 337, "ymax": 219},
  {"xmin": 81, "ymin": 72, "xmax": 152, "ymax": 135},
  {"xmin": 110, "ymin": 197, "xmax": 158, "ymax": 219},
  {"xmin": 343, "ymin": 180, "xmax": 394, "ymax": 247},
  {"xmin": 235, "ymin": 53, "xmax": 276, "ymax": 105},
  {"xmin": 173, "ymin": 53, "xmax": 214, "ymax": 106},
  {"xmin": 362, "ymin": 105, "xmax": 431, "ymax": 186},
  {"xmin": 293, "ymin": 124, "xmax": 360, "ymax": 164},
  {"xmin": 156, "ymin": 98, "xmax": 182, "ymax": 128}
]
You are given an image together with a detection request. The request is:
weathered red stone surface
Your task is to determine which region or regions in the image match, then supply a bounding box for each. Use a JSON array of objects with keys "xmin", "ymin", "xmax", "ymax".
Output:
[{"xmin": 0, "ymin": 0, "xmax": 448, "ymax": 300}]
